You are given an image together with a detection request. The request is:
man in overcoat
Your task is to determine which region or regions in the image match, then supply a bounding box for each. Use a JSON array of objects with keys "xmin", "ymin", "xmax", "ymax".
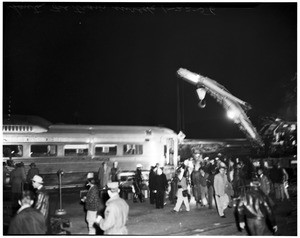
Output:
[
  {"xmin": 96, "ymin": 182, "xmax": 129, "ymax": 235},
  {"xmin": 214, "ymin": 165, "xmax": 229, "ymax": 218}
]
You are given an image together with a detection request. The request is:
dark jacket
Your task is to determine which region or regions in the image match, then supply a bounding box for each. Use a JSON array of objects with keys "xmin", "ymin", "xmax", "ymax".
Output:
[
  {"xmin": 148, "ymin": 168, "xmax": 156, "ymax": 191},
  {"xmin": 191, "ymin": 170, "xmax": 201, "ymax": 187},
  {"xmin": 8, "ymin": 207, "xmax": 47, "ymax": 234},
  {"xmin": 10, "ymin": 167, "xmax": 26, "ymax": 193},
  {"xmin": 154, "ymin": 173, "xmax": 168, "ymax": 191},
  {"xmin": 237, "ymin": 187, "xmax": 276, "ymax": 227},
  {"xmin": 85, "ymin": 185, "xmax": 103, "ymax": 211}
]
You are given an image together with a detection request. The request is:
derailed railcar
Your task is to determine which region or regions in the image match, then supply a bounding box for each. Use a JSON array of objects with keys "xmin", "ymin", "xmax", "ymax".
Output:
[{"xmin": 3, "ymin": 118, "xmax": 178, "ymax": 189}]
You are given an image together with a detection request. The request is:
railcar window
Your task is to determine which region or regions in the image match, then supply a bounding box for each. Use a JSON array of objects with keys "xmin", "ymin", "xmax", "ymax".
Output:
[
  {"xmin": 64, "ymin": 144, "xmax": 89, "ymax": 156},
  {"xmin": 123, "ymin": 144, "xmax": 143, "ymax": 155},
  {"xmin": 3, "ymin": 145, "xmax": 23, "ymax": 157},
  {"xmin": 164, "ymin": 139, "xmax": 175, "ymax": 165},
  {"xmin": 30, "ymin": 145, "xmax": 57, "ymax": 157},
  {"xmin": 95, "ymin": 144, "xmax": 117, "ymax": 156}
]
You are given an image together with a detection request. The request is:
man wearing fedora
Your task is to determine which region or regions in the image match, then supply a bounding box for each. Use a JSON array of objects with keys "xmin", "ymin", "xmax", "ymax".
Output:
[
  {"xmin": 95, "ymin": 182, "xmax": 129, "ymax": 235},
  {"xmin": 236, "ymin": 179, "xmax": 278, "ymax": 235},
  {"xmin": 32, "ymin": 175, "xmax": 50, "ymax": 232}
]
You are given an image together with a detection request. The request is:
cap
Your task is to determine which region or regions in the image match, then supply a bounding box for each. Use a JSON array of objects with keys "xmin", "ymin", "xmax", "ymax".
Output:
[
  {"xmin": 87, "ymin": 172, "xmax": 94, "ymax": 179},
  {"xmin": 107, "ymin": 182, "xmax": 119, "ymax": 192},
  {"xmin": 136, "ymin": 163, "xmax": 142, "ymax": 168},
  {"xmin": 32, "ymin": 175, "xmax": 43, "ymax": 184}
]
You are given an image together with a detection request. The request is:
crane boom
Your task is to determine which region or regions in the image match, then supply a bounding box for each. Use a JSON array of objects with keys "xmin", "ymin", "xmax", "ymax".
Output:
[{"xmin": 177, "ymin": 68, "xmax": 264, "ymax": 147}]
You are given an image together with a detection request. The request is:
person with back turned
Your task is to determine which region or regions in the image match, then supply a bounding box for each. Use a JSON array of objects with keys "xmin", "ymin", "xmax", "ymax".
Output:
[
  {"xmin": 236, "ymin": 179, "xmax": 278, "ymax": 235},
  {"xmin": 95, "ymin": 182, "xmax": 129, "ymax": 235},
  {"xmin": 8, "ymin": 190, "xmax": 46, "ymax": 234}
]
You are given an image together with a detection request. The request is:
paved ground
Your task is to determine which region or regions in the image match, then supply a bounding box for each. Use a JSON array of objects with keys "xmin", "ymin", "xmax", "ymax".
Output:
[
  {"xmin": 51, "ymin": 186, "xmax": 297, "ymax": 236},
  {"xmin": 3, "ymin": 184, "xmax": 297, "ymax": 236}
]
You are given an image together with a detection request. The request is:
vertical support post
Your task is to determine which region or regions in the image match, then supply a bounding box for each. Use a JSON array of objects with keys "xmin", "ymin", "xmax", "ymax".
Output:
[{"xmin": 55, "ymin": 169, "xmax": 66, "ymax": 216}]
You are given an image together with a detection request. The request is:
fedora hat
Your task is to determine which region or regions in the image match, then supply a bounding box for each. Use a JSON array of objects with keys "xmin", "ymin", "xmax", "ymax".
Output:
[{"xmin": 32, "ymin": 175, "xmax": 43, "ymax": 184}]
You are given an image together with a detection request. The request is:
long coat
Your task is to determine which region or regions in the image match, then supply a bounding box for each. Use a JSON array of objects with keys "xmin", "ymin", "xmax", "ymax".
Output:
[
  {"xmin": 98, "ymin": 166, "xmax": 111, "ymax": 188},
  {"xmin": 99, "ymin": 194, "xmax": 129, "ymax": 235},
  {"xmin": 214, "ymin": 173, "xmax": 228, "ymax": 196},
  {"xmin": 154, "ymin": 173, "xmax": 168, "ymax": 192},
  {"xmin": 191, "ymin": 170, "xmax": 202, "ymax": 202},
  {"xmin": 8, "ymin": 207, "xmax": 47, "ymax": 234},
  {"xmin": 10, "ymin": 167, "xmax": 26, "ymax": 194}
]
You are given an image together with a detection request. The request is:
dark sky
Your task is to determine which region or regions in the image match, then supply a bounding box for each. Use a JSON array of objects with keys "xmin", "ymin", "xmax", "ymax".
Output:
[{"xmin": 3, "ymin": 2, "xmax": 297, "ymax": 139}]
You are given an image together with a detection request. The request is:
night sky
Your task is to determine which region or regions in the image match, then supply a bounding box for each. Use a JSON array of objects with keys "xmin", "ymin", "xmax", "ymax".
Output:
[{"xmin": 3, "ymin": 2, "xmax": 297, "ymax": 139}]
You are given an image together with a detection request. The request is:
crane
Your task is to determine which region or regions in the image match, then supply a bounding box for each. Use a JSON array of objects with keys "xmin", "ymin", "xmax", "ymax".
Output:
[{"xmin": 177, "ymin": 68, "xmax": 264, "ymax": 147}]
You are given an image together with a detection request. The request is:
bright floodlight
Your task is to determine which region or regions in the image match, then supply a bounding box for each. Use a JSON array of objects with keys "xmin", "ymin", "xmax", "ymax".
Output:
[{"xmin": 227, "ymin": 109, "xmax": 240, "ymax": 120}]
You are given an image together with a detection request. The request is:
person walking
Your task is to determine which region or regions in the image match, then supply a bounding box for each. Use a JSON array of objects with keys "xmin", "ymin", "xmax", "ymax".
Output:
[
  {"xmin": 31, "ymin": 175, "xmax": 50, "ymax": 233},
  {"xmin": 214, "ymin": 165, "xmax": 229, "ymax": 218},
  {"xmin": 95, "ymin": 182, "xmax": 129, "ymax": 235},
  {"xmin": 8, "ymin": 190, "xmax": 47, "ymax": 234},
  {"xmin": 153, "ymin": 167, "xmax": 168, "ymax": 209},
  {"xmin": 236, "ymin": 179, "xmax": 278, "ymax": 235},
  {"xmin": 172, "ymin": 165, "xmax": 190, "ymax": 212},
  {"xmin": 81, "ymin": 173, "xmax": 104, "ymax": 235}
]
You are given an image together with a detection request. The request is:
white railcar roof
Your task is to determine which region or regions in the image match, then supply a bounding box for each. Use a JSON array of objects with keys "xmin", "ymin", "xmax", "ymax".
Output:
[{"xmin": 48, "ymin": 124, "xmax": 177, "ymax": 137}]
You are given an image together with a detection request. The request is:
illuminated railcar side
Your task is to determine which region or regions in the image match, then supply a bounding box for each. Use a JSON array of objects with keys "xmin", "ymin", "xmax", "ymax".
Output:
[{"xmin": 3, "ymin": 125, "xmax": 178, "ymax": 189}]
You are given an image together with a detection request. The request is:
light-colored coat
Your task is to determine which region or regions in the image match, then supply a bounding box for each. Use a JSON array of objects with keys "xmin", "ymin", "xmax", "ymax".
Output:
[
  {"xmin": 99, "ymin": 194, "xmax": 129, "ymax": 235},
  {"xmin": 214, "ymin": 173, "xmax": 228, "ymax": 196},
  {"xmin": 214, "ymin": 172, "xmax": 229, "ymax": 216}
]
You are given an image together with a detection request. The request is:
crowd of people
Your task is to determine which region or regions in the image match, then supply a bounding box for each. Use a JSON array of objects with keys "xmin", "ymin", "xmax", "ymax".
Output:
[
  {"xmin": 164, "ymin": 151, "xmax": 291, "ymax": 235},
  {"xmin": 4, "ymin": 153, "xmax": 291, "ymax": 235},
  {"xmin": 5, "ymin": 160, "xmax": 49, "ymax": 234}
]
